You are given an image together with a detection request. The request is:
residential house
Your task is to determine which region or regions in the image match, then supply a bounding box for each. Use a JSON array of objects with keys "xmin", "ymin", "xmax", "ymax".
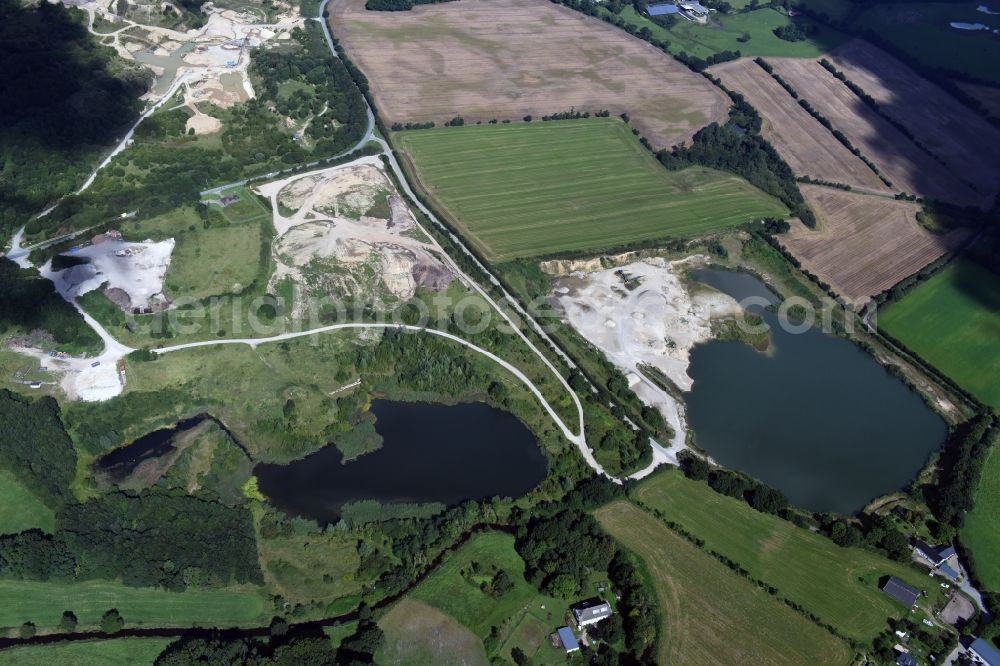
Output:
[{"xmin": 572, "ymin": 598, "xmax": 613, "ymax": 629}]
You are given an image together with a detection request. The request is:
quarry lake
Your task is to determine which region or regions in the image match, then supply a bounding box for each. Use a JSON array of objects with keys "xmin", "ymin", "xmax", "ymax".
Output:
[
  {"xmin": 255, "ymin": 400, "xmax": 546, "ymax": 524},
  {"xmin": 686, "ymin": 269, "xmax": 946, "ymax": 514}
]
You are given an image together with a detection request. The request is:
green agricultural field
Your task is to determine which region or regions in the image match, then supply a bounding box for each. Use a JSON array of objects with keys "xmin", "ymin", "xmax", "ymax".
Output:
[
  {"xmin": 0, "ymin": 579, "xmax": 267, "ymax": 629},
  {"xmin": 0, "ymin": 638, "xmax": 171, "ymax": 666},
  {"xmin": 633, "ymin": 471, "xmax": 944, "ymax": 642},
  {"xmin": 880, "ymin": 260, "xmax": 1000, "ymax": 409},
  {"xmin": 596, "ymin": 501, "xmax": 852, "ymax": 666},
  {"xmin": 962, "ymin": 438, "xmax": 1000, "ymax": 592},
  {"xmin": 851, "ymin": 2, "xmax": 1000, "ymax": 85},
  {"xmin": 397, "ymin": 118, "xmax": 788, "ymax": 261},
  {"xmin": 0, "ymin": 470, "xmax": 55, "ymax": 535},
  {"xmin": 613, "ymin": 6, "xmax": 846, "ymax": 59},
  {"xmin": 408, "ymin": 532, "xmax": 570, "ymax": 663}
]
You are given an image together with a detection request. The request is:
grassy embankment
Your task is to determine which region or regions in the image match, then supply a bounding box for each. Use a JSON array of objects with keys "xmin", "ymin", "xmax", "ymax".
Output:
[
  {"xmin": 633, "ymin": 471, "xmax": 946, "ymax": 642},
  {"xmin": 595, "ymin": 500, "xmax": 853, "ymax": 665},
  {"xmin": 0, "ymin": 638, "xmax": 171, "ymax": 666},
  {"xmin": 880, "ymin": 260, "xmax": 1000, "ymax": 410},
  {"xmin": 396, "ymin": 118, "xmax": 788, "ymax": 262}
]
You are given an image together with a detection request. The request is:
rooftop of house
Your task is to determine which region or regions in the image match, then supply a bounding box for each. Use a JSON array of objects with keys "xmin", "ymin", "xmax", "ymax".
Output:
[{"xmin": 882, "ymin": 576, "xmax": 921, "ymax": 607}]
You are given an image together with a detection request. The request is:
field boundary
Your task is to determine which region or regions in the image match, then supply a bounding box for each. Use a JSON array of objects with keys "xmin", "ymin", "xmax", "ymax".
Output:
[{"xmin": 625, "ymin": 495, "xmax": 859, "ymax": 647}]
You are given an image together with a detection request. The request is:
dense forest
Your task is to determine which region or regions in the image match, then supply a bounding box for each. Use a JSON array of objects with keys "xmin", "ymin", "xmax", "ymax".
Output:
[
  {"xmin": 0, "ymin": 488, "xmax": 262, "ymax": 590},
  {"xmin": 0, "ymin": 390, "xmax": 78, "ymax": 506},
  {"xmin": 0, "ymin": 0, "xmax": 148, "ymax": 244},
  {"xmin": 154, "ymin": 626, "xmax": 344, "ymax": 665},
  {"xmin": 0, "ymin": 259, "xmax": 102, "ymax": 351},
  {"xmin": 928, "ymin": 413, "xmax": 996, "ymax": 529},
  {"xmin": 58, "ymin": 490, "xmax": 263, "ymax": 589}
]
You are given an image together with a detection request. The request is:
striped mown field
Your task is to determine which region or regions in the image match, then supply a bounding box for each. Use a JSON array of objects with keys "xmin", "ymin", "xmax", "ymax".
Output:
[{"xmin": 397, "ymin": 119, "xmax": 788, "ymax": 261}]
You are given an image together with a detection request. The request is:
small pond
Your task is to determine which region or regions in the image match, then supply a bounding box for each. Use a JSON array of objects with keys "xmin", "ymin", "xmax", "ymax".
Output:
[
  {"xmin": 685, "ymin": 269, "xmax": 947, "ymax": 514},
  {"xmin": 255, "ymin": 400, "xmax": 547, "ymax": 524},
  {"xmin": 95, "ymin": 416, "xmax": 208, "ymax": 482}
]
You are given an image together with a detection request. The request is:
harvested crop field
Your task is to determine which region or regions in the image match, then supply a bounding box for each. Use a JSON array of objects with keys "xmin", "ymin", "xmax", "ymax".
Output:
[
  {"xmin": 396, "ymin": 119, "xmax": 788, "ymax": 261},
  {"xmin": 328, "ymin": 0, "xmax": 728, "ymax": 149},
  {"xmin": 826, "ymin": 40, "xmax": 1000, "ymax": 204},
  {"xmin": 780, "ymin": 186, "xmax": 966, "ymax": 306},
  {"xmin": 767, "ymin": 58, "xmax": 980, "ymax": 207},
  {"xmin": 956, "ymin": 81, "xmax": 1000, "ymax": 121},
  {"xmin": 707, "ymin": 59, "xmax": 888, "ymax": 192}
]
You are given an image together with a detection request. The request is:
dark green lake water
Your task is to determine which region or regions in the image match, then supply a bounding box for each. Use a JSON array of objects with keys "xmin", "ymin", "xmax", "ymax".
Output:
[
  {"xmin": 686, "ymin": 269, "xmax": 946, "ymax": 514},
  {"xmin": 255, "ymin": 400, "xmax": 546, "ymax": 523}
]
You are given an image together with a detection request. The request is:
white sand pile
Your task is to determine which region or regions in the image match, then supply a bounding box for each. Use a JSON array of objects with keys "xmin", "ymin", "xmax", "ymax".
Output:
[{"xmin": 48, "ymin": 238, "xmax": 174, "ymax": 309}]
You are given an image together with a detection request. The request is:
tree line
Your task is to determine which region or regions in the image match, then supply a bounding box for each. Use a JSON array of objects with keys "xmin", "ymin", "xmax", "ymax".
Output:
[{"xmin": 752, "ymin": 58, "xmax": 893, "ymax": 189}]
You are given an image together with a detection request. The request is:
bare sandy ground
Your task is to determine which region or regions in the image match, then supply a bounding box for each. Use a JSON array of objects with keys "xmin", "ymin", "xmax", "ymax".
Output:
[
  {"xmin": 329, "ymin": 0, "xmax": 728, "ymax": 149},
  {"xmin": 45, "ymin": 238, "xmax": 175, "ymax": 310},
  {"xmin": 780, "ymin": 186, "xmax": 967, "ymax": 307},
  {"xmin": 258, "ymin": 159, "xmax": 454, "ymax": 309},
  {"xmin": 71, "ymin": 0, "xmax": 303, "ymax": 121},
  {"xmin": 550, "ymin": 255, "xmax": 744, "ymax": 461}
]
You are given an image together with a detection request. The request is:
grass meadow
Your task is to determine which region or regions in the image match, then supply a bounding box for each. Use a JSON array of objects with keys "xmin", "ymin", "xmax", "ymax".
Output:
[
  {"xmin": 0, "ymin": 579, "xmax": 267, "ymax": 630},
  {"xmin": 408, "ymin": 532, "xmax": 569, "ymax": 664},
  {"xmin": 962, "ymin": 439, "xmax": 1000, "ymax": 592},
  {"xmin": 122, "ymin": 205, "xmax": 265, "ymax": 302},
  {"xmin": 397, "ymin": 118, "xmax": 787, "ymax": 261},
  {"xmin": 377, "ymin": 598, "xmax": 488, "ymax": 666},
  {"xmin": 633, "ymin": 471, "xmax": 943, "ymax": 642},
  {"xmin": 0, "ymin": 639, "xmax": 171, "ymax": 666},
  {"xmin": 880, "ymin": 260, "xmax": 1000, "ymax": 410},
  {"xmin": 0, "ymin": 471, "xmax": 55, "ymax": 535},
  {"xmin": 613, "ymin": 6, "xmax": 846, "ymax": 59},
  {"xmin": 595, "ymin": 500, "xmax": 852, "ymax": 665}
]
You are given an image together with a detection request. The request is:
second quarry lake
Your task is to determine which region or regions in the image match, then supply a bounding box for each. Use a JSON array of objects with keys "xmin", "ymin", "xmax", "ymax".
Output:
[
  {"xmin": 686, "ymin": 269, "xmax": 946, "ymax": 514},
  {"xmin": 255, "ymin": 400, "xmax": 547, "ymax": 524}
]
